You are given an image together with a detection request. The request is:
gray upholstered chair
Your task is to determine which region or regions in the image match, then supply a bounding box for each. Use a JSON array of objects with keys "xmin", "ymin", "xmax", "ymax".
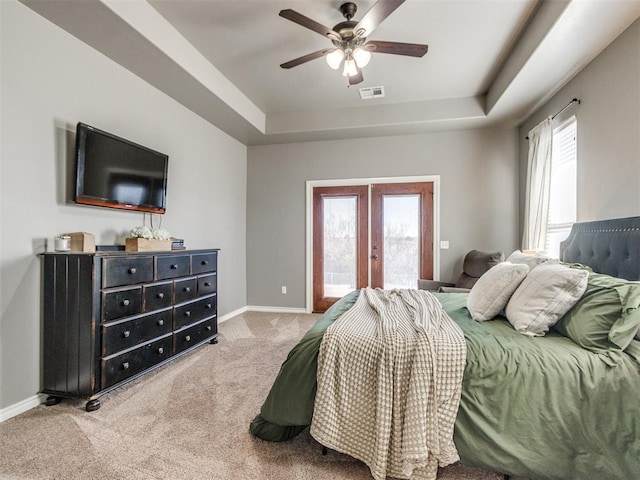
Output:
[{"xmin": 417, "ymin": 249, "xmax": 504, "ymax": 292}]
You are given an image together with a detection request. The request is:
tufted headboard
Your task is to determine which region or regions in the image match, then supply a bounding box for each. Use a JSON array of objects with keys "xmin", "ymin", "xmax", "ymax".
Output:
[{"xmin": 559, "ymin": 216, "xmax": 640, "ymax": 281}]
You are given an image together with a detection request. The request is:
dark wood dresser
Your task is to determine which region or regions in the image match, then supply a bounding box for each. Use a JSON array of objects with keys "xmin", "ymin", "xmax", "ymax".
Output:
[{"xmin": 40, "ymin": 249, "xmax": 219, "ymax": 411}]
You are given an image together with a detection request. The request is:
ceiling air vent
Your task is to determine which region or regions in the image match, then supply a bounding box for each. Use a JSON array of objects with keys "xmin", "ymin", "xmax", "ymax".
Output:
[{"xmin": 358, "ymin": 86, "xmax": 385, "ymax": 100}]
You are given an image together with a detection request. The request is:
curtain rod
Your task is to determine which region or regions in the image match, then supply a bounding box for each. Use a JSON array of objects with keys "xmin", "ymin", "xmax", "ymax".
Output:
[
  {"xmin": 525, "ymin": 98, "xmax": 581, "ymax": 140},
  {"xmin": 552, "ymin": 98, "xmax": 580, "ymax": 120}
]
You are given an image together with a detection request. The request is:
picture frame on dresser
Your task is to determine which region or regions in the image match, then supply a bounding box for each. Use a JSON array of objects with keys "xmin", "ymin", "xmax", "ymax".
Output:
[{"xmin": 40, "ymin": 248, "xmax": 219, "ymax": 411}]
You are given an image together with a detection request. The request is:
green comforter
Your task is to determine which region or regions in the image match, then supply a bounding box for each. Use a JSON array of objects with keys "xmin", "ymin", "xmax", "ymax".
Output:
[{"xmin": 250, "ymin": 291, "xmax": 640, "ymax": 480}]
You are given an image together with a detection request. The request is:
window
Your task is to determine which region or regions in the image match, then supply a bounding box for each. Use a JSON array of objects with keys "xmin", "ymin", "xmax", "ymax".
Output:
[{"xmin": 545, "ymin": 116, "xmax": 577, "ymax": 257}]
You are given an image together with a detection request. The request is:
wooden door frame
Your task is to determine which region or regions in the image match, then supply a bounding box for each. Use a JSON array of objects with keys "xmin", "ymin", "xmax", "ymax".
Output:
[{"xmin": 305, "ymin": 175, "xmax": 441, "ymax": 313}]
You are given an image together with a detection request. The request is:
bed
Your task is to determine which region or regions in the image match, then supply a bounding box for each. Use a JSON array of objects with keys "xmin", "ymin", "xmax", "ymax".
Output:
[{"xmin": 250, "ymin": 216, "xmax": 640, "ymax": 480}]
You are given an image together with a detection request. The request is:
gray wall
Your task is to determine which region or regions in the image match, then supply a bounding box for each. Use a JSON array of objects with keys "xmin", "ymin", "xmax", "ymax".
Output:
[
  {"xmin": 0, "ymin": 1, "xmax": 247, "ymax": 410},
  {"xmin": 519, "ymin": 18, "xmax": 640, "ymax": 228},
  {"xmin": 247, "ymin": 128, "xmax": 520, "ymax": 309}
]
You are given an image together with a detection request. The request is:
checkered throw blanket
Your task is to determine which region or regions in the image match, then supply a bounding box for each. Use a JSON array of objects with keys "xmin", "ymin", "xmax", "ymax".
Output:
[{"xmin": 310, "ymin": 288, "xmax": 466, "ymax": 480}]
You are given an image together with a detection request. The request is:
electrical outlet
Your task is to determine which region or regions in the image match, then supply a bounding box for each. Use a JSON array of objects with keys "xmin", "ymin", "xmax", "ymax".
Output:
[
  {"xmin": 281, "ymin": 286, "xmax": 287, "ymax": 294},
  {"xmin": 440, "ymin": 240, "xmax": 450, "ymax": 249}
]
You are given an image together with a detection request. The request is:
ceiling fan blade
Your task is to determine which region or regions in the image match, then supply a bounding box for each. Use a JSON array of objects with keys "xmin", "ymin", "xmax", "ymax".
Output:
[
  {"xmin": 349, "ymin": 69, "xmax": 364, "ymax": 86},
  {"xmin": 365, "ymin": 40, "xmax": 428, "ymax": 57},
  {"xmin": 353, "ymin": 0, "xmax": 405, "ymax": 38},
  {"xmin": 280, "ymin": 49, "xmax": 332, "ymax": 69},
  {"xmin": 279, "ymin": 9, "xmax": 341, "ymax": 41}
]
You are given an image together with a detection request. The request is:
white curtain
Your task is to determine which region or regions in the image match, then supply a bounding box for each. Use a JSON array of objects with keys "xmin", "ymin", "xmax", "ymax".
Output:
[{"xmin": 522, "ymin": 117, "xmax": 553, "ymax": 252}]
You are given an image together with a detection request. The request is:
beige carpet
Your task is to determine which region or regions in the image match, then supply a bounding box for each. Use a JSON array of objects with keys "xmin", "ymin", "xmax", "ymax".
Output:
[{"xmin": 0, "ymin": 311, "xmax": 522, "ymax": 480}]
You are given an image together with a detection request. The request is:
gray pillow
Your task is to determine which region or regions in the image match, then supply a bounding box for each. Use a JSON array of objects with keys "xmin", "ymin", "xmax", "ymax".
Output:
[
  {"xmin": 505, "ymin": 263, "xmax": 588, "ymax": 336},
  {"xmin": 467, "ymin": 262, "xmax": 530, "ymax": 321}
]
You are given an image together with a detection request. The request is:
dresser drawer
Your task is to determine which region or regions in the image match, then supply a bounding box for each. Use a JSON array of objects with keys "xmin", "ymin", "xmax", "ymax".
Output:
[
  {"xmin": 102, "ymin": 309, "xmax": 173, "ymax": 356},
  {"xmin": 197, "ymin": 273, "xmax": 217, "ymax": 296},
  {"xmin": 174, "ymin": 277, "xmax": 197, "ymax": 303},
  {"xmin": 173, "ymin": 317, "xmax": 217, "ymax": 355},
  {"xmin": 173, "ymin": 294, "xmax": 217, "ymax": 330},
  {"xmin": 143, "ymin": 281, "xmax": 173, "ymax": 312},
  {"xmin": 102, "ymin": 257, "xmax": 153, "ymax": 288},
  {"xmin": 191, "ymin": 252, "xmax": 217, "ymax": 274},
  {"xmin": 102, "ymin": 287, "xmax": 142, "ymax": 321},
  {"xmin": 156, "ymin": 254, "xmax": 190, "ymax": 280},
  {"xmin": 101, "ymin": 334, "xmax": 173, "ymax": 389}
]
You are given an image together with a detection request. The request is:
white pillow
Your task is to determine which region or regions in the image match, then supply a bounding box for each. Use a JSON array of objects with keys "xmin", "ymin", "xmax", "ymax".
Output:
[
  {"xmin": 505, "ymin": 263, "xmax": 589, "ymax": 336},
  {"xmin": 506, "ymin": 250, "xmax": 558, "ymax": 271},
  {"xmin": 467, "ymin": 262, "xmax": 530, "ymax": 321}
]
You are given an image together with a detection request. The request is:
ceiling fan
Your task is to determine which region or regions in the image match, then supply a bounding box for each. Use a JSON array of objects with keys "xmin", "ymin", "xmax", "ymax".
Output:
[{"xmin": 279, "ymin": 0, "xmax": 428, "ymax": 86}]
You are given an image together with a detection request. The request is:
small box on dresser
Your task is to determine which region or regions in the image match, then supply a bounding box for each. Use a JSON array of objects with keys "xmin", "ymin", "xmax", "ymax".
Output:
[
  {"xmin": 124, "ymin": 237, "xmax": 172, "ymax": 252},
  {"xmin": 66, "ymin": 232, "xmax": 96, "ymax": 252},
  {"xmin": 40, "ymin": 248, "xmax": 219, "ymax": 411}
]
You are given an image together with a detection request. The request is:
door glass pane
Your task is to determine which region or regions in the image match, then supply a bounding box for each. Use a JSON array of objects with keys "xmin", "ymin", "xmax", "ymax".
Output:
[
  {"xmin": 323, "ymin": 196, "xmax": 357, "ymax": 298},
  {"xmin": 383, "ymin": 195, "xmax": 419, "ymax": 289}
]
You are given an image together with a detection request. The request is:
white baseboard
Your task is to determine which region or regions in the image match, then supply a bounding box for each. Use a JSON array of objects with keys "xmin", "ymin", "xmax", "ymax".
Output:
[
  {"xmin": 222, "ymin": 305, "xmax": 310, "ymax": 317},
  {"xmin": 0, "ymin": 394, "xmax": 45, "ymax": 423},
  {"xmin": 218, "ymin": 305, "xmax": 309, "ymax": 323},
  {"xmin": 247, "ymin": 305, "xmax": 309, "ymax": 314},
  {"xmin": 217, "ymin": 305, "xmax": 248, "ymax": 323}
]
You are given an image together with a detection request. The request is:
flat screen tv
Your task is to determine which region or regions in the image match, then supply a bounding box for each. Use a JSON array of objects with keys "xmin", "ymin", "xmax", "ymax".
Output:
[{"xmin": 74, "ymin": 122, "xmax": 168, "ymax": 214}]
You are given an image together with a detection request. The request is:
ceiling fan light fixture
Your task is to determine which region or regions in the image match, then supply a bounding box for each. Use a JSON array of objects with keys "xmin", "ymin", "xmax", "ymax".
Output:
[
  {"xmin": 326, "ymin": 48, "xmax": 345, "ymax": 70},
  {"xmin": 352, "ymin": 47, "xmax": 371, "ymax": 68},
  {"xmin": 342, "ymin": 57, "xmax": 358, "ymax": 77},
  {"xmin": 279, "ymin": 1, "xmax": 428, "ymax": 84}
]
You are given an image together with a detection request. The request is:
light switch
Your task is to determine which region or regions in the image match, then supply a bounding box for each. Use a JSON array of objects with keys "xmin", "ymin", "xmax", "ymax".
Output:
[{"xmin": 440, "ymin": 240, "xmax": 450, "ymax": 249}]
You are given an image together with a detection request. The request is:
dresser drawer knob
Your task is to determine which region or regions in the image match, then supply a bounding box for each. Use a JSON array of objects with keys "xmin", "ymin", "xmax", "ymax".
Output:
[
  {"xmin": 201, "ymin": 260, "xmax": 208, "ymax": 266},
  {"xmin": 122, "ymin": 362, "xmax": 130, "ymax": 370},
  {"xmin": 206, "ymin": 303, "xmax": 212, "ymax": 309},
  {"xmin": 123, "ymin": 330, "xmax": 130, "ymax": 338},
  {"xmin": 157, "ymin": 319, "xmax": 164, "ymax": 326},
  {"xmin": 157, "ymin": 292, "xmax": 164, "ymax": 299},
  {"xmin": 121, "ymin": 299, "xmax": 130, "ymax": 307},
  {"xmin": 128, "ymin": 267, "xmax": 137, "ymax": 274},
  {"xmin": 184, "ymin": 311, "xmax": 191, "ymax": 317},
  {"xmin": 171, "ymin": 264, "xmax": 178, "ymax": 270},
  {"xmin": 185, "ymin": 335, "xmax": 191, "ymax": 342},
  {"xmin": 206, "ymin": 325, "xmax": 212, "ymax": 331},
  {"xmin": 204, "ymin": 282, "xmax": 211, "ymax": 287},
  {"xmin": 158, "ymin": 347, "xmax": 164, "ymax": 355},
  {"xmin": 183, "ymin": 286, "xmax": 191, "ymax": 293}
]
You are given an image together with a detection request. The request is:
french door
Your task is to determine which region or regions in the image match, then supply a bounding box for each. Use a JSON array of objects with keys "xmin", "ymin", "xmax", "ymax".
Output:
[
  {"xmin": 312, "ymin": 186, "xmax": 369, "ymax": 312},
  {"xmin": 312, "ymin": 181, "xmax": 434, "ymax": 312}
]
